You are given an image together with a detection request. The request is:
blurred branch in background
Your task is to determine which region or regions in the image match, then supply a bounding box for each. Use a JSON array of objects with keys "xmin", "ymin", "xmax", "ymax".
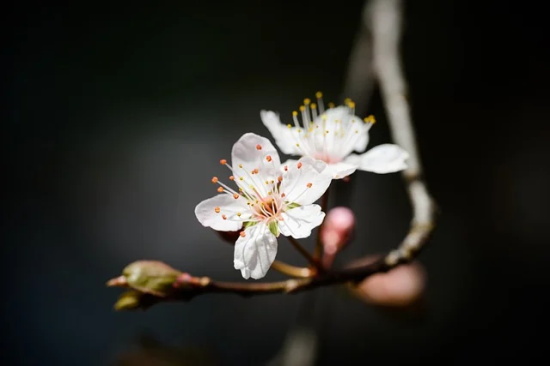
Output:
[{"xmin": 370, "ymin": 0, "xmax": 436, "ymax": 269}]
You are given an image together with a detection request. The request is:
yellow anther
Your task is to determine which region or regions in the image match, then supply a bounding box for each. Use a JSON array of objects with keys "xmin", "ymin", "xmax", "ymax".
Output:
[
  {"xmin": 347, "ymin": 101, "xmax": 355, "ymax": 108},
  {"xmin": 292, "ymin": 111, "xmax": 298, "ymax": 117},
  {"xmin": 315, "ymin": 91, "xmax": 323, "ymax": 98},
  {"xmin": 303, "ymin": 98, "xmax": 311, "ymax": 105},
  {"xmin": 364, "ymin": 115, "xmax": 376, "ymax": 124},
  {"xmin": 311, "ymin": 103, "xmax": 317, "ymax": 109},
  {"xmin": 287, "ymin": 124, "xmax": 292, "ymax": 128},
  {"xmin": 328, "ymin": 102, "xmax": 335, "ymax": 108},
  {"xmin": 299, "ymin": 105, "xmax": 306, "ymax": 112},
  {"xmin": 344, "ymin": 97, "xmax": 352, "ymax": 105}
]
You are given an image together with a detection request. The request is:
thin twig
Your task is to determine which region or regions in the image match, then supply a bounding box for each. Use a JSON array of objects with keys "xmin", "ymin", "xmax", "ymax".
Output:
[
  {"xmin": 271, "ymin": 260, "xmax": 314, "ymax": 278},
  {"xmin": 313, "ymin": 190, "xmax": 330, "ymax": 261},
  {"xmin": 286, "ymin": 236, "xmax": 323, "ymax": 272}
]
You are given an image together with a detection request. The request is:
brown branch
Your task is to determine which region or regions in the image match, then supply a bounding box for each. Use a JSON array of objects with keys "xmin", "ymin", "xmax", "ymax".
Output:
[
  {"xmin": 107, "ymin": 256, "xmax": 411, "ymax": 309},
  {"xmin": 313, "ymin": 190, "xmax": 330, "ymax": 262},
  {"xmin": 197, "ymin": 258, "xmax": 389, "ymax": 296}
]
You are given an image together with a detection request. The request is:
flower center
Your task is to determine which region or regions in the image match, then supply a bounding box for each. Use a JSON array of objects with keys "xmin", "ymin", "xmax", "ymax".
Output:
[
  {"xmin": 286, "ymin": 95, "xmax": 376, "ymax": 161},
  {"xmin": 209, "ymin": 157, "xmax": 312, "ymax": 237},
  {"xmin": 251, "ymin": 196, "xmax": 284, "ymax": 222}
]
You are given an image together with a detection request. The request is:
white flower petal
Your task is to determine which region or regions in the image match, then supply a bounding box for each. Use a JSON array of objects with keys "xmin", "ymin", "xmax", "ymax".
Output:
[
  {"xmin": 234, "ymin": 222, "xmax": 278, "ymax": 279},
  {"xmin": 346, "ymin": 144, "xmax": 409, "ymax": 174},
  {"xmin": 311, "ymin": 106, "xmax": 371, "ymax": 160},
  {"xmin": 231, "ymin": 133, "xmax": 281, "ymax": 195},
  {"xmin": 279, "ymin": 204, "xmax": 325, "ymax": 239},
  {"xmin": 280, "ymin": 157, "xmax": 332, "ymax": 205},
  {"xmin": 279, "ymin": 158, "xmax": 298, "ymax": 174},
  {"xmin": 324, "ymin": 162, "xmax": 358, "ymax": 179},
  {"xmin": 352, "ymin": 124, "xmax": 370, "ymax": 152},
  {"xmin": 260, "ymin": 110, "xmax": 301, "ymax": 155},
  {"xmin": 321, "ymin": 106, "xmax": 351, "ymax": 121},
  {"xmin": 195, "ymin": 194, "xmax": 249, "ymax": 231}
]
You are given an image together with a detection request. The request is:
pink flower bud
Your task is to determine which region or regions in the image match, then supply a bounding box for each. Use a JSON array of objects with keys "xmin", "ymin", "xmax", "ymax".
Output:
[
  {"xmin": 321, "ymin": 207, "xmax": 355, "ymax": 268},
  {"xmin": 353, "ymin": 257, "xmax": 426, "ymax": 307}
]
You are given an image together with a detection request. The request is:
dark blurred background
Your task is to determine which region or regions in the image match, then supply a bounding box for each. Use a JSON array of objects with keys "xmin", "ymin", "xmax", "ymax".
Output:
[{"xmin": 2, "ymin": 0, "xmax": 550, "ymax": 365}]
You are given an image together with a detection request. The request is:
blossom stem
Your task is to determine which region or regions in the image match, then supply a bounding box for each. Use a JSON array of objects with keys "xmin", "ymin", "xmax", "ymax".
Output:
[
  {"xmin": 313, "ymin": 189, "xmax": 330, "ymax": 262},
  {"xmin": 271, "ymin": 260, "xmax": 315, "ymax": 278},
  {"xmin": 286, "ymin": 236, "xmax": 323, "ymax": 272}
]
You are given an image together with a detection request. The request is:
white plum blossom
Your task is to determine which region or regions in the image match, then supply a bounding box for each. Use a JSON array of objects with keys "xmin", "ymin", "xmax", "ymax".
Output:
[
  {"xmin": 195, "ymin": 133, "xmax": 332, "ymax": 280},
  {"xmin": 261, "ymin": 94, "xmax": 409, "ymax": 179}
]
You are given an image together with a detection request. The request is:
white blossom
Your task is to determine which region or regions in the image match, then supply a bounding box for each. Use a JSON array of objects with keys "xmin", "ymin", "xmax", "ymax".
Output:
[
  {"xmin": 195, "ymin": 133, "xmax": 332, "ymax": 279},
  {"xmin": 261, "ymin": 94, "xmax": 409, "ymax": 179}
]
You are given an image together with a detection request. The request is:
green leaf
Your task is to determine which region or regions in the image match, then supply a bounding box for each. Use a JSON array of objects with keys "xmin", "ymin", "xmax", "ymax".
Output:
[
  {"xmin": 286, "ymin": 202, "xmax": 301, "ymax": 210},
  {"xmin": 268, "ymin": 221, "xmax": 280, "ymax": 237},
  {"xmin": 243, "ymin": 221, "xmax": 258, "ymax": 229},
  {"xmin": 114, "ymin": 290, "xmax": 160, "ymax": 311}
]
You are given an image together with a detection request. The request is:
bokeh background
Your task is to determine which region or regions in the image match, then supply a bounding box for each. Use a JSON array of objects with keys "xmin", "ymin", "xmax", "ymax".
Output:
[{"xmin": 3, "ymin": 0, "xmax": 550, "ymax": 365}]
